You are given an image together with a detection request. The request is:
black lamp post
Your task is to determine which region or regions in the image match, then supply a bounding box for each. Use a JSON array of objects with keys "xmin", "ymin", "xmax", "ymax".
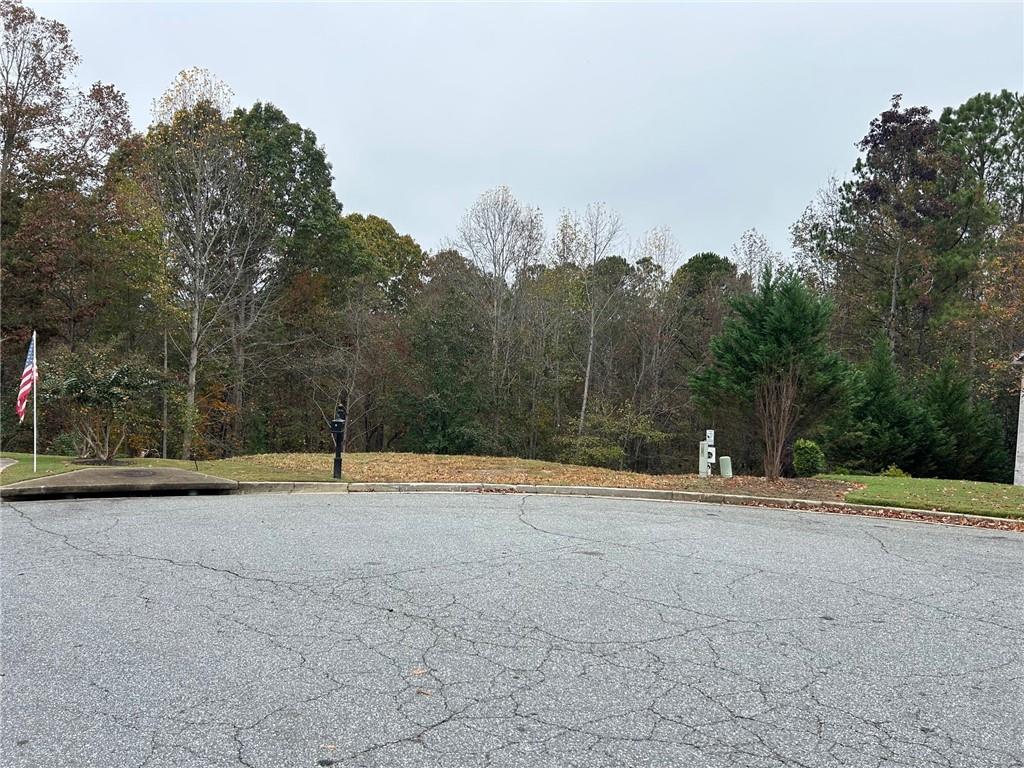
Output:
[{"xmin": 329, "ymin": 404, "xmax": 346, "ymax": 480}]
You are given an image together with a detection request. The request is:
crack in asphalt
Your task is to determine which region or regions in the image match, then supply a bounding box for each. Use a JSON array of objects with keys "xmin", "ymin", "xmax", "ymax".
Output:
[{"xmin": 2, "ymin": 495, "xmax": 1022, "ymax": 768}]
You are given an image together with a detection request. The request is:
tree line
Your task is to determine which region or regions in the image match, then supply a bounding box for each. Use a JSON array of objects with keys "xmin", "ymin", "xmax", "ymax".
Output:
[{"xmin": 2, "ymin": 0, "xmax": 1021, "ymax": 480}]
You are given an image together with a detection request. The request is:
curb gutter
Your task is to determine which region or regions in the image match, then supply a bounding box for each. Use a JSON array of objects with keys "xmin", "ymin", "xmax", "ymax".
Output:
[{"xmin": 233, "ymin": 481, "xmax": 1022, "ymax": 529}]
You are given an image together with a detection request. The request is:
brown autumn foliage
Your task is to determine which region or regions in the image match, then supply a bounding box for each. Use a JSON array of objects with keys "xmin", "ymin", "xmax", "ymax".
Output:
[{"xmin": 234, "ymin": 451, "xmax": 859, "ymax": 502}]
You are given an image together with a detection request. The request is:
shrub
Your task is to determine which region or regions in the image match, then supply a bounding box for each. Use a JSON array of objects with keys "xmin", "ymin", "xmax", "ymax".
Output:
[
  {"xmin": 577, "ymin": 406, "xmax": 672, "ymax": 473},
  {"xmin": 50, "ymin": 432, "xmax": 86, "ymax": 458},
  {"xmin": 41, "ymin": 344, "xmax": 161, "ymax": 462},
  {"xmin": 793, "ymin": 438, "xmax": 826, "ymax": 477},
  {"xmin": 880, "ymin": 464, "xmax": 909, "ymax": 478},
  {"xmin": 830, "ymin": 465, "xmax": 854, "ymax": 476},
  {"xmin": 554, "ymin": 435, "xmax": 626, "ymax": 470}
]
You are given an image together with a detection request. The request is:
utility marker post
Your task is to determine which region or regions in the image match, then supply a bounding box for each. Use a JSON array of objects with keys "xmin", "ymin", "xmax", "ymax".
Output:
[
  {"xmin": 700, "ymin": 430, "xmax": 716, "ymax": 478},
  {"xmin": 330, "ymin": 405, "xmax": 347, "ymax": 480}
]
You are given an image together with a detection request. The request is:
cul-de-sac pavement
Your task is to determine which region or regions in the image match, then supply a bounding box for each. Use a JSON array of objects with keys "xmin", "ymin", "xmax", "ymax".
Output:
[{"xmin": 1, "ymin": 493, "xmax": 1022, "ymax": 768}]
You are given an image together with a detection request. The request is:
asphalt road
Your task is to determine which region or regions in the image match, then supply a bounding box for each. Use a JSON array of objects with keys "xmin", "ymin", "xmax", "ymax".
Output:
[{"xmin": 2, "ymin": 493, "xmax": 1022, "ymax": 768}]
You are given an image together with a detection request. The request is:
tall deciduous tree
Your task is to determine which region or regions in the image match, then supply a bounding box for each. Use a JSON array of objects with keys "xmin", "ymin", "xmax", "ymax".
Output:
[
  {"xmin": 1, "ymin": 0, "xmax": 131, "ymax": 359},
  {"xmin": 0, "ymin": 0, "xmax": 76, "ymax": 199},
  {"xmin": 144, "ymin": 84, "xmax": 274, "ymax": 458},
  {"xmin": 554, "ymin": 204, "xmax": 624, "ymax": 435},
  {"xmin": 621, "ymin": 228, "xmax": 679, "ymax": 462},
  {"xmin": 455, "ymin": 186, "xmax": 543, "ymax": 402},
  {"xmin": 731, "ymin": 228, "xmax": 785, "ymax": 284},
  {"xmin": 222, "ymin": 102, "xmax": 346, "ymax": 446}
]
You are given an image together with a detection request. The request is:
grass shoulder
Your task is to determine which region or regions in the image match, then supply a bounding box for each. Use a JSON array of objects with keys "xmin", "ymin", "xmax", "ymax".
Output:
[
  {"xmin": 0, "ymin": 452, "xmax": 345, "ymax": 486},
  {"xmin": 0, "ymin": 452, "xmax": 77, "ymax": 486},
  {"xmin": 820, "ymin": 474, "xmax": 1024, "ymax": 519}
]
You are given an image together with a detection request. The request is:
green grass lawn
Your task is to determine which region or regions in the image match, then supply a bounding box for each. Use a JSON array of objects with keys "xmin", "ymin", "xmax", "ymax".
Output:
[
  {"xmin": 0, "ymin": 452, "xmax": 341, "ymax": 485},
  {"xmin": 821, "ymin": 474, "xmax": 1024, "ymax": 519},
  {"xmin": 0, "ymin": 452, "xmax": 78, "ymax": 486}
]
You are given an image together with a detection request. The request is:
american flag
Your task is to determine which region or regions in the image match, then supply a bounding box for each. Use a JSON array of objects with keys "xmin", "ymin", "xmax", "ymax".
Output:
[{"xmin": 15, "ymin": 333, "xmax": 37, "ymax": 423}]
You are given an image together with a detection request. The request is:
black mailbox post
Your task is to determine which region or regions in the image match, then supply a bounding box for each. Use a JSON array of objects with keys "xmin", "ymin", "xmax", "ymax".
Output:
[{"xmin": 329, "ymin": 404, "xmax": 346, "ymax": 479}]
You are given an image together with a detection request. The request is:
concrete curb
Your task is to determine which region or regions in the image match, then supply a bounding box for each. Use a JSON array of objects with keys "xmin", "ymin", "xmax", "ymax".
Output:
[
  {"xmin": 1, "ymin": 467, "xmax": 237, "ymax": 500},
  {"xmin": 235, "ymin": 481, "xmax": 346, "ymax": 494},
  {"xmin": 2, "ymin": 478, "xmax": 238, "ymax": 500},
  {"xmin": 5, "ymin": 473, "xmax": 1017, "ymax": 529},
  {"xmin": 232, "ymin": 480, "xmax": 1022, "ymax": 528}
]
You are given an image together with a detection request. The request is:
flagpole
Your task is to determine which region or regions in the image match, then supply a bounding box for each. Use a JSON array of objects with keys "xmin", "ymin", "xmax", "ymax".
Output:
[{"xmin": 32, "ymin": 330, "xmax": 37, "ymax": 473}]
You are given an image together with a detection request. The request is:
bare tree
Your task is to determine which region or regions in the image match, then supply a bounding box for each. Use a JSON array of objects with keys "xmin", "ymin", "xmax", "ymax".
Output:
[
  {"xmin": 628, "ymin": 227, "xmax": 679, "ymax": 415},
  {"xmin": 151, "ymin": 66, "xmax": 233, "ymax": 125},
  {"xmin": 732, "ymin": 228, "xmax": 786, "ymax": 284},
  {"xmin": 455, "ymin": 186, "xmax": 544, "ymax": 398},
  {"xmin": 791, "ymin": 177, "xmax": 843, "ymax": 291},
  {"xmin": 222, "ymin": 204, "xmax": 277, "ymax": 448},
  {"xmin": 556, "ymin": 203, "xmax": 623, "ymax": 435},
  {"xmin": 144, "ymin": 79, "xmax": 273, "ymax": 459}
]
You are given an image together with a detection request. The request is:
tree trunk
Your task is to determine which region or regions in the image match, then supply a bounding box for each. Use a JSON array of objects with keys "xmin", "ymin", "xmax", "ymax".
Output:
[
  {"xmin": 578, "ymin": 306, "xmax": 596, "ymax": 436},
  {"xmin": 886, "ymin": 242, "xmax": 901, "ymax": 353},
  {"xmin": 759, "ymin": 393, "xmax": 783, "ymax": 481},
  {"xmin": 528, "ymin": 368, "xmax": 539, "ymax": 458},
  {"xmin": 231, "ymin": 332, "xmax": 245, "ymax": 452},
  {"xmin": 553, "ymin": 328, "xmax": 562, "ymax": 430},
  {"xmin": 757, "ymin": 370, "xmax": 798, "ymax": 481},
  {"xmin": 161, "ymin": 327, "xmax": 168, "ymax": 459},
  {"xmin": 491, "ymin": 290, "xmax": 501, "ymax": 396},
  {"xmin": 181, "ymin": 301, "xmax": 201, "ymax": 460},
  {"xmin": 341, "ymin": 389, "xmax": 352, "ymax": 453},
  {"xmin": 967, "ymin": 276, "xmax": 977, "ymax": 386}
]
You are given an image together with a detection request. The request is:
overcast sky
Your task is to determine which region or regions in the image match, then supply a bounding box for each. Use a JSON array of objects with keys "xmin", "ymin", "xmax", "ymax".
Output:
[{"xmin": 31, "ymin": 1, "xmax": 1024, "ymax": 262}]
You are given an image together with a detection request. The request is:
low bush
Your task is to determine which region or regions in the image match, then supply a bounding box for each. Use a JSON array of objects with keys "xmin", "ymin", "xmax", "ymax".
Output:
[
  {"xmin": 793, "ymin": 439, "xmax": 826, "ymax": 477},
  {"xmin": 554, "ymin": 435, "xmax": 626, "ymax": 470},
  {"xmin": 49, "ymin": 432, "xmax": 85, "ymax": 458},
  {"xmin": 880, "ymin": 464, "xmax": 910, "ymax": 478}
]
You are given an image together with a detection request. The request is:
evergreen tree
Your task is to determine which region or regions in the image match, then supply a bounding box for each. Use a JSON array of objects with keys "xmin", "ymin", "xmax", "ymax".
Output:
[
  {"xmin": 923, "ymin": 361, "xmax": 1011, "ymax": 482},
  {"xmin": 692, "ymin": 269, "xmax": 846, "ymax": 480},
  {"xmin": 822, "ymin": 340, "xmax": 942, "ymax": 475}
]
